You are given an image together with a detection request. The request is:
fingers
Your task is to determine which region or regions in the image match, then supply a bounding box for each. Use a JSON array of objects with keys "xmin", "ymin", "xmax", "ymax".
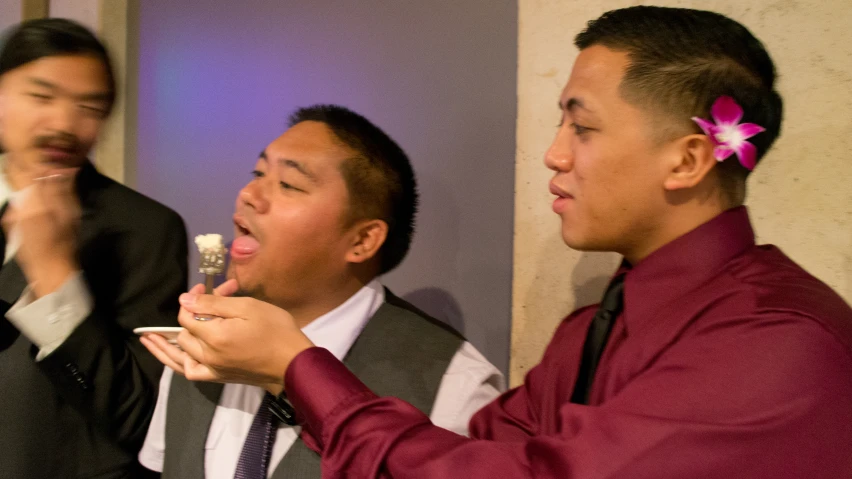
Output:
[
  {"xmin": 142, "ymin": 332, "xmax": 220, "ymax": 382},
  {"xmin": 35, "ymin": 170, "xmax": 80, "ymax": 222},
  {"xmin": 174, "ymin": 327, "xmax": 223, "ymax": 382},
  {"xmin": 140, "ymin": 334, "xmax": 186, "ymax": 374},
  {"xmin": 178, "ymin": 301, "xmax": 228, "ymax": 330},
  {"xmin": 214, "ymin": 279, "xmax": 239, "ymax": 297},
  {"xmin": 183, "ymin": 358, "xmax": 220, "ymax": 382},
  {"xmin": 178, "ymin": 284, "xmax": 213, "ymax": 325},
  {"xmin": 179, "ymin": 293, "xmax": 257, "ymax": 322},
  {"xmin": 176, "ymin": 327, "xmax": 208, "ymax": 363},
  {"xmin": 34, "ymin": 168, "xmax": 77, "ymax": 199}
]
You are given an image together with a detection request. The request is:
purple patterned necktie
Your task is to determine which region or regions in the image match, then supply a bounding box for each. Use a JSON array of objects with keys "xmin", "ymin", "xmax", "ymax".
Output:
[{"xmin": 234, "ymin": 392, "xmax": 280, "ymax": 479}]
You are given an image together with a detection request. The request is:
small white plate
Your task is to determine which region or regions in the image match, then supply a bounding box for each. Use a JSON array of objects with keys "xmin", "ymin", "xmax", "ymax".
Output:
[{"xmin": 133, "ymin": 327, "xmax": 184, "ymax": 344}]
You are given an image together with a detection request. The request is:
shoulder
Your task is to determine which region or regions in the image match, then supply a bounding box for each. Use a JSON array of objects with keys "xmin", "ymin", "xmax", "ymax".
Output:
[
  {"xmin": 83, "ymin": 170, "xmax": 186, "ymax": 239},
  {"xmin": 445, "ymin": 341, "xmax": 504, "ymax": 387},
  {"xmin": 723, "ymin": 244, "xmax": 852, "ymax": 353},
  {"xmin": 379, "ymin": 289, "xmax": 466, "ymax": 342},
  {"xmin": 102, "ymin": 178, "xmax": 183, "ymax": 225}
]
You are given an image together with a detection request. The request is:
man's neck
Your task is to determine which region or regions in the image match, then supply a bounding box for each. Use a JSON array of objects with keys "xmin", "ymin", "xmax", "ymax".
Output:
[
  {"xmin": 623, "ymin": 203, "xmax": 731, "ymax": 265},
  {"xmin": 276, "ymin": 276, "xmax": 375, "ymax": 329}
]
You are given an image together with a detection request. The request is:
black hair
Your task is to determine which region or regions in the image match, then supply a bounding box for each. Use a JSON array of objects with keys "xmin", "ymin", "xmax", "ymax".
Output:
[
  {"xmin": 575, "ymin": 6, "xmax": 783, "ymax": 202},
  {"xmin": 288, "ymin": 105, "xmax": 418, "ymax": 275},
  {"xmin": 0, "ymin": 18, "xmax": 116, "ymax": 110}
]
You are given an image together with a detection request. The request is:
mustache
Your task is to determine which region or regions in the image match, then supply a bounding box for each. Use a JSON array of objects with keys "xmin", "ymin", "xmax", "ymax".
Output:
[{"xmin": 33, "ymin": 133, "xmax": 81, "ymax": 151}]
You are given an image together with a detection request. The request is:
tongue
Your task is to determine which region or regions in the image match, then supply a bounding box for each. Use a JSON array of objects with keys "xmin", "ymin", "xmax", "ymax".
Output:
[{"xmin": 231, "ymin": 236, "xmax": 260, "ymax": 256}]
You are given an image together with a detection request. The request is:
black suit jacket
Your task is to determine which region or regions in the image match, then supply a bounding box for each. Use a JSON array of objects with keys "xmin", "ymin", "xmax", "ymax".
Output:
[{"xmin": 0, "ymin": 162, "xmax": 188, "ymax": 478}]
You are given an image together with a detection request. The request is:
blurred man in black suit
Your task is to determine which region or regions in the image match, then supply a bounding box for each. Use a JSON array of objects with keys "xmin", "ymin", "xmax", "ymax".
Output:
[{"xmin": 0, "ymin": 18, "xmax": 187, "ymax": 478}]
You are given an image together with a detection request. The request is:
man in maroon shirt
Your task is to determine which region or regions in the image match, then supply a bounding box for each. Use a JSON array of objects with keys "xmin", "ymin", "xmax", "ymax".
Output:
[{"xmin": 165, "ymin": 6, "xmax": 852, "ymax": 478}]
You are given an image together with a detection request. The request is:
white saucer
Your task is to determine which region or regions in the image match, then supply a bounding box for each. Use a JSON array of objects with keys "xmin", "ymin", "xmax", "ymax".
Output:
[{"xmin": 133, "ymin": 327, "xmax": 184, "ymax": 344}]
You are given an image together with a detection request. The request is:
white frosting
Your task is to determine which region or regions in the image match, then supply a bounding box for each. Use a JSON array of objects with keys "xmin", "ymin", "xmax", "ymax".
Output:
[{"xmin": 194, "ymin": 234, "xmax": 225, "ymax": 253}]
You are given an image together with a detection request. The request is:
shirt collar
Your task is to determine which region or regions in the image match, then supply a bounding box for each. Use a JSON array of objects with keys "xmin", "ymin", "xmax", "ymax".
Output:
[
  {"xmin": 300, "ymin": 279, "xmax": 385, "ymax": 360},
  {"xmin": 621, "ymin": 206, "xmax": 756, "ymax": 334}
]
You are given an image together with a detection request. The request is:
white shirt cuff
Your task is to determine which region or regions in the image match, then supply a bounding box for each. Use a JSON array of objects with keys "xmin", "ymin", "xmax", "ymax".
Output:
[{"xmin": 5, "ymin": 272, "xmax": 93, "ymax": 360}]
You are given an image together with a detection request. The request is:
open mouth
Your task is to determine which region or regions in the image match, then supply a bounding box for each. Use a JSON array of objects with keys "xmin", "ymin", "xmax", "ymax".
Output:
[
  {"xmin": 235, "ymin": 220, "xmax": 250, "ymax": 236},
  {"xmin": 231, "ymin": 215, "xmax": 260, "ymax": 261}
]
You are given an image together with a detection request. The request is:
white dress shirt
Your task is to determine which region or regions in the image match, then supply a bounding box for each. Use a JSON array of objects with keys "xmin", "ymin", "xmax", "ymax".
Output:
[
  {"xmin": 139, "ymin": 279, "xmax": 505, "ymax": 478},
  {"xmin": 1, "ymin": 164, "xmax": 92, "ymax": 360}
]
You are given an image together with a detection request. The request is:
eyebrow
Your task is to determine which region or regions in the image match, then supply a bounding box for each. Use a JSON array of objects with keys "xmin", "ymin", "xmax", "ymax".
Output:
[
  {"xmin": 27, "ymin": 77, "xmax": 111, "ymax": 103},
  {"xmin": 258, "ymin": 151, "xmax": 319, "ymax": 184},
  {"xmin": 560, "ymin": 97, "xmax": 592, "ymax": 113}
]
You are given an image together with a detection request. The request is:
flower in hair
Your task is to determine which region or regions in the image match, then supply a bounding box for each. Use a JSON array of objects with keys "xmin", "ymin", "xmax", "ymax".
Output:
[{"xmin": 691, "ymin": 96, "xmax": 765, "ymax": 171}]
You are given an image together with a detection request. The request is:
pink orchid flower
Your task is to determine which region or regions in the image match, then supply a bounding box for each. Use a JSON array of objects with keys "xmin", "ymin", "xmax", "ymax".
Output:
[{"xmin": 691, "ymin": 96, "xmax": 765, "ymax": 171}]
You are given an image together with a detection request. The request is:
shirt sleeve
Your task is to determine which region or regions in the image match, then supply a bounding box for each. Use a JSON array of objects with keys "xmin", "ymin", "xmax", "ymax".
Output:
[
  {"xmin": 286, "ymin": 310, "xmax": 852, "ymax": 479},
  {"xmin": 138, "ymin": 367, "xmax": 174, "ymax": 473},
  {"xmin": 5, "ymin": 272, "xmax": 92, "ymax": 360},
  {"xmin": 428, "ymin": 341, "xmax": 505, "ymax": 436}
]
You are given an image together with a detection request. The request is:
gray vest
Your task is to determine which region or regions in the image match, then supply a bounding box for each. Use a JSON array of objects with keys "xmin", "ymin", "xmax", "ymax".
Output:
[{"xmin": 162, "ymin": 291, "xmax": 463, "ymax": 478}]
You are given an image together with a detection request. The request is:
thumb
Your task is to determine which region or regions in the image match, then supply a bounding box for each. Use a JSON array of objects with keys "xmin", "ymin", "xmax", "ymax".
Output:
[{"xmin": 214, "ymin": 278, "xmax": 240, "ymax": 297}]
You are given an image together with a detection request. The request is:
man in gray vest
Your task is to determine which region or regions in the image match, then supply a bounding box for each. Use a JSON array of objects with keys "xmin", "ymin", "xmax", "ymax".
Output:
[{"xmin": 138, "ymin": 104, "xmax": 504, "ymax": 478}]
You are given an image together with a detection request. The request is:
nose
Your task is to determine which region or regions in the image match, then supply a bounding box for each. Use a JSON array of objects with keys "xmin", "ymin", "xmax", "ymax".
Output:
[
  {"xmin": 237, "ymin": 176, "xmax": 270, "ymax": 214},
  {"xmin": 46, "ymin": 101, "xmax": 80, "ymax": 136},
  {"xmin": 544, "ymin": 125, "xmax": 574, "ymax": 172}
]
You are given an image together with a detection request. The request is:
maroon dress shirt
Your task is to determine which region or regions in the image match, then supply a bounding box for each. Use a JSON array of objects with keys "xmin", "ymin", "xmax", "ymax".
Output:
[{"xmin": 287, "ymin": 207, "xmax": 852, "ymax": 478}]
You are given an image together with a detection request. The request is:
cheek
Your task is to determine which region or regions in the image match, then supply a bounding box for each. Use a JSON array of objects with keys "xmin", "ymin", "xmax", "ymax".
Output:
[
  {"xmin": 574, "ymin": 151, "xmax": 637, "ymax": 221},
  {"xmin": 77, "ymin": 119, "xmax": 104, "ymax": 145},
  {"xmin": 266, "ymin": 205, "xmax": 344, "ymax": 251},
  {"xmin": 1, "ymin": 103, "xmax": 33, "ymax": 141}
]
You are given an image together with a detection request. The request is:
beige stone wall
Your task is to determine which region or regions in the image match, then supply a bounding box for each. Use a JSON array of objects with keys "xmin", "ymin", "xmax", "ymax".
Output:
[
  {"xmin": 512, "ymin": 0, "xmax": 852, "ymax": 386},
  {"xmin": 1, "ymin": 0, "xmax": 21, "ymax": 32},
  {"xmin": 49, "ymin": 0, "xmax": 98, "ymax": 31}
]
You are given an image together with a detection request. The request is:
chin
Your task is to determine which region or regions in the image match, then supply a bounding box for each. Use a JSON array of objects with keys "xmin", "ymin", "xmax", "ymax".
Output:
[
  {"xmin": 560, "ymin": 229, "xmax": 585, "ymax": 250},
  {"xmin": 561, "ymin": 231, "xmax": 605, "ymax": 253},
  {"xmin": 228, "ymin": 268, "xmax": 255, "ymax": 297}
]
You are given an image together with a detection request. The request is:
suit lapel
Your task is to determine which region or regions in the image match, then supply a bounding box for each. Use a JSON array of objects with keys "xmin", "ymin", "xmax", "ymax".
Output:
[{"xmin": 75, "ymin": 162, "xmax": 102, "ymax": 249}]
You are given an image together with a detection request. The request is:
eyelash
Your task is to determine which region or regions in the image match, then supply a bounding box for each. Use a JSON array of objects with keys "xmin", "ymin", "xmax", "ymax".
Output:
[
  {"xmin": 251, "ymin": 170, "xmax": 301, "ymax": 192},
  {"xmin": 28, "ymin": 93, "xmax": 105, "ymax": 117},
  {"xmin": 557, "ymin": 120, "xmax": 592, "ymax": 136},
  {"xmin": 571, "ymin": 123, "xmax": 591, "ymax": 135},
  {"xmin": 80, "ymin": 105, "xmax": 106, "ymax": 115}
]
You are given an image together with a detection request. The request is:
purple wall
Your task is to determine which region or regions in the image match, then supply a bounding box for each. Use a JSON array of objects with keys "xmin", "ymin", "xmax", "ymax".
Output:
[{"xmin": 133, "ymin": 1, "xmax": 517, "ymax": 373}]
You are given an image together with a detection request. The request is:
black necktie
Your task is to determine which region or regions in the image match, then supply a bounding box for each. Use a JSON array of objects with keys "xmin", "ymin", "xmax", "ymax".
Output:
[
  {"xmin": 234, "ymin": 393, "xmax": 281, "ymax": 479},
  {"xmin": 570, "ymin": 274, "xmax": 625, "ymax": 405}
]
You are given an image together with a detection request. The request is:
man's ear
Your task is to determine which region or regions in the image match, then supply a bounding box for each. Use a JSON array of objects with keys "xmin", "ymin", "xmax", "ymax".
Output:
[
  {"xmin": 663, "ymin": 134, "xmax": 718, "ymax": 191},
  {"xmin": 344, "ymin": 219, "xmax": 388, "ymax": 264}
]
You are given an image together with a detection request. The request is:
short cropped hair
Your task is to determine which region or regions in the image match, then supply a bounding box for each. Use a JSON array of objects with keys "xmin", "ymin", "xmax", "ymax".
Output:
[
  {"xmin": 288, "ymin": 105, "xmax": 418, "ymax": 275},
  {"xmin": 575, "ymin": 6, "xmax": 783, "ymax": 201}
]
